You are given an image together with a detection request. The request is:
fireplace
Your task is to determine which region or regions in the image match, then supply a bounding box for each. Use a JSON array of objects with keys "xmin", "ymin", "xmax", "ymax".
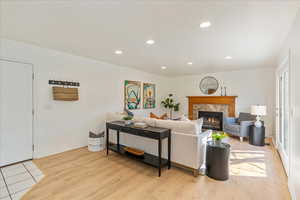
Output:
[{"xmin": 198, "ymin": 111, "xmax": 223, "ymax": 131}]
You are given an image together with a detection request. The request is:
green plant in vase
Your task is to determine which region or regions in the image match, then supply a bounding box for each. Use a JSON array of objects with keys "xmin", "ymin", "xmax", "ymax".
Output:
[
  {"xmin": 123, "ymin": 116, "xmax": 133, "ymax": 125},
  {"xmin": 161, "ymin": 94, "xmax": 180, "ymax": 119},
  {"xmin": 212, "ymin": 132, "xmax": 228, "ymax": 145}
]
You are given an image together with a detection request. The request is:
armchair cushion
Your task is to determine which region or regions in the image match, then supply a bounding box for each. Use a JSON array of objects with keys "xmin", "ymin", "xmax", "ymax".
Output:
[
  {"xmin": 225, "ymin": 123, "xmax": 240, "ymax": 133},
  {"xmin": 240, "ymin": 120, "xmax": 254, "ymax": 137},
  {"xmin": 225, "ymin": 117, "xmax": 237, "ymax": 125},
  {"xmin": 237, "ymin": 112, "xmax": 256, "ymax": 124}
]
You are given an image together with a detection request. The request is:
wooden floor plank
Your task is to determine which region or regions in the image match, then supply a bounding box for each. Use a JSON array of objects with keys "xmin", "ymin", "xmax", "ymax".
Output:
[{"xmin": 23, "ymin": 137, "xmax": 291, "ymax": 200}]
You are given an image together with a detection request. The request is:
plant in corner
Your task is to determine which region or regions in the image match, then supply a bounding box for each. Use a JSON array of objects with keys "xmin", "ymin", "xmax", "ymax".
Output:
[
  {"xmin": 161, "ymin": 94, "xmax": 180, "ymax": 119},
  {"xmin": 212, "ymin": 132, "xmax": 228, "ymax": 145}
]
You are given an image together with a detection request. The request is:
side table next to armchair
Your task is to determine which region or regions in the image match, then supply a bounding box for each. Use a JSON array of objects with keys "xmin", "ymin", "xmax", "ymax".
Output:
[{"xmin": 224, "ymin": 112, "xmax": 256, "ymax": 142}]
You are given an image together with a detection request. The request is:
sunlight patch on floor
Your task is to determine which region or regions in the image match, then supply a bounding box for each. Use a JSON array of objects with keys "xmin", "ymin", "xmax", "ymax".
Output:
[{"xmin": 230, "ymin": 150, "xmax": 267, "ymax": 177}]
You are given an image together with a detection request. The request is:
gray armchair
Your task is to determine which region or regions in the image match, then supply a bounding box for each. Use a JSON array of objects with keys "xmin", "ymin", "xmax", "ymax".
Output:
[{"xmin": 224, "ymin": 112, "xmax": 256, "ymax": 142}]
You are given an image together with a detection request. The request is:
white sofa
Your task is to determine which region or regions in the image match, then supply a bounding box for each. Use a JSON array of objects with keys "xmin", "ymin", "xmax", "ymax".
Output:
[{"xmin": 106, "ymin": 113, "xmax": 212, "ymax": 176}]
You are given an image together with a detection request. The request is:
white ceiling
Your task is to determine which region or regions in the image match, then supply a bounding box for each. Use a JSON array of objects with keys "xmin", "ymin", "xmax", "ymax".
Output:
[{"xmin": 1, "ymin": 0, "xmax": 299, "ymax": 76}]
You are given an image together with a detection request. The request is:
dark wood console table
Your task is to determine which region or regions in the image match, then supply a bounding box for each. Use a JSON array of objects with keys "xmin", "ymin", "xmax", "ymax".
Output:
[{"xmin": 106, "ymin": 121, "xmax": 171, "ymax": 177}]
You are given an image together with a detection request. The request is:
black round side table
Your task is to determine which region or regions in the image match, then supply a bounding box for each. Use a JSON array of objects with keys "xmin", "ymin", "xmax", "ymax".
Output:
[
  {"xmin": 206, "ymin": 141, "xmax": 230, "ymax": 181},
  {"xmin": 249, "ymin": 125, "xmax": 265, "ymax": 146}
]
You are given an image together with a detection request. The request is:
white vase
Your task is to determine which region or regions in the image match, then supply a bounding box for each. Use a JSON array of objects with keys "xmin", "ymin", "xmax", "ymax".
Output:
[
  {"xmin": 222, "ymin": 137, "xmax": 229, "ymax": 144},
  {"xmin": 213, "ymin": 140, "xmax": 222, "ymax": 146},
  {"xmin": 125, "ymin": 120, "xmax": 133, "ymax": 125}
]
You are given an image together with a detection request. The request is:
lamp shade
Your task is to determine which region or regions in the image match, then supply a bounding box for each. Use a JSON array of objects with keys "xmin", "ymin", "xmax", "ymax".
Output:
[{"xmin": 251, "ymin": 105, "xmax": 267, "ymax": 116}]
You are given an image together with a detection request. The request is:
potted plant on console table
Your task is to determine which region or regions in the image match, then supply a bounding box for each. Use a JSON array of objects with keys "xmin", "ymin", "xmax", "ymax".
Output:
[{"xmin": 123, "ymin": 116, "xmax": 133, "ymax": 125}]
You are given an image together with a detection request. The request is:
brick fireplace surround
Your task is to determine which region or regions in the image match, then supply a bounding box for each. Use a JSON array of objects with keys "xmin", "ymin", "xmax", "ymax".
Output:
[{"xmin": 187, "ymin": 96, "xmax": 238, "ymax": 120}]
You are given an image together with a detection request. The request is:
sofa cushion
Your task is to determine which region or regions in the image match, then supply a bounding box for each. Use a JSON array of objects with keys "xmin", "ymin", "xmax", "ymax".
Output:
[
  {"xmin": 155, "ymin": 119, "xmax": 199, "ymax": 135},
  {"xmin": 133, "ymin": 116, "xmax": 156, "ymax": 127},
  {"xmin": 195, "ymin": 118, "xmax": 204, "ymax": 131}
]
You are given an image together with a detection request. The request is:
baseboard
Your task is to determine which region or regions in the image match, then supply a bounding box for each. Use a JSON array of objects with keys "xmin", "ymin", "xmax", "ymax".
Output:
[
  {"xmin": 273, "ymin": 136, "xmax": 277, "ymax": 147},
  {"xmin": 289, "ymin": 178, "xmax": 297, "ymax": 200},
  {"xmin": 270, "ymin": 136, "xmax": 276, "ymax": 147},
  {"xmin": 169, "ymin": 162, "xmax": 199, "ymax": 176},
  {"xmin": 33, "ymin": 145, "xmax": 88, "ymax": 159},
  {"xmin": 271, "ymin": 136, "xmax": 295, "ymax": 200}
]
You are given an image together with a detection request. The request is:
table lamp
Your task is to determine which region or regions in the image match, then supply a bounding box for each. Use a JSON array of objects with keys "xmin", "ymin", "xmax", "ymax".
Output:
[{"xmin": 251, "ymin": 105, "xmax": 266, "ymax": 128}]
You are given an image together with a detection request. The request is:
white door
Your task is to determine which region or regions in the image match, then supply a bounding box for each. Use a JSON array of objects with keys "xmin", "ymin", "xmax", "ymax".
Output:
[
  {"xmin": 0, "ymin": 60, "xmax": 33, "ymax": 166},
  {"xmin": 276, "ymin": 58, "xmax": 290, "ymax": 175}
]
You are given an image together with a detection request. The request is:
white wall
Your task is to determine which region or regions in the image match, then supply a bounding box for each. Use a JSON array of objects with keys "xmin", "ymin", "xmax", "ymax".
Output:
[
  {"xmin": 0, "ymin": 39, "xmax": 277, "ymax": 160},
  {"xmin": 168, "ymin": 68, "xmax": 275, "ymax": 137},
  {"xmin": 278, "ymin": 9, "xmax": 300, "ymax": 200},
  {"xmin": 0, "ymin": 39, "xmax": 169, "ymax": 158}
]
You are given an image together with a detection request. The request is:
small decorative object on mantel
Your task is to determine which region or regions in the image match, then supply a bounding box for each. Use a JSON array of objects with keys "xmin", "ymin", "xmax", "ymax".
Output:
[
  {"xmin": 224, "ymin": 86, "xmax": 227, "ymax": 96},
  {"xmin": 52, "ymin": 87, "xmax": 79, "ymax": 101},
  {"xmin": 220, "ymin": 86, "xmax": 224, "ymax": 96}
]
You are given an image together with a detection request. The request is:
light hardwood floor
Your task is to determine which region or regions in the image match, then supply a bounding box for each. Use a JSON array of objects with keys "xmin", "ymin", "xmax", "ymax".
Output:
[{"xmin": 23, "ymin": 138, "xmax": 291, "ymax": 200}]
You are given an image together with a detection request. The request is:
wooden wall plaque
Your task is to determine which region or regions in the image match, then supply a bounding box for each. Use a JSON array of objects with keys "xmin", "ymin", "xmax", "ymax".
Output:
[{"xmin": 52, "ymin": 87, "xmax": 79, "ymax": 101}]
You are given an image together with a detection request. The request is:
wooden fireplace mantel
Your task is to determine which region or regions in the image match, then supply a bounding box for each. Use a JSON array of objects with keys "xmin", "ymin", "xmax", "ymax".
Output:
[{"xmin": 187, "ymin": 96, "xmax": 238, "ymax": 119}]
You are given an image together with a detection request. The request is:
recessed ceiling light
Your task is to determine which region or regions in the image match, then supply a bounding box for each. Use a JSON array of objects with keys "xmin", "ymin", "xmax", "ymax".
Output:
[
  {"xmin": 187, "ymin": 62, "xmax": 193, "ymax": 65},
  {"xmin": 146, "ymin": 40, "xmax": 155, "ymax": 45},
  {"xmin": 115, "ymin": 50, "xmax": 123, "ymax": 55},
  {"xmin": 161, "ymin": 66, "xmax": 167, "ymax": 70},
  {"xmin": 225, "ymin": 56, "xmax": 232, "ymax": 60},
  {"xmin": 200, "ymin": 21, "xmax": 211, "ymax": 28}
]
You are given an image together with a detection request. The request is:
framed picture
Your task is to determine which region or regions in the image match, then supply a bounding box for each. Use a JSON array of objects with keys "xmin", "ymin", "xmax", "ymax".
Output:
[
  {"xmin": 143, "ymin": 83, "xmax": 156, "ymax": 109},
  {"xmin": 124, "ymin": 80, "xmax": 141, "ymax": 110}
]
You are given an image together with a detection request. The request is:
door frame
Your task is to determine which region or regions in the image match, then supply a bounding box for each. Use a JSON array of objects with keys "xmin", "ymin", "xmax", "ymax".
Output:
[
  {"xmin": 275, "ymin": 54, "xmax": 291, "ymax": 176},
  {"xmin": 0, "ymin": 58, "xmax": 35, "ymax": 161}
]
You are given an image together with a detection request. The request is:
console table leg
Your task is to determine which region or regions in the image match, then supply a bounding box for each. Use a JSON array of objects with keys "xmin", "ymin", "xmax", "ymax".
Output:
[
  {"xmin": 158, "ymin": 138, "xmax": 162, "ymax": 177},
  {"xmin": 106, "ymin": 127, "xmax": 109, "ymax": 156},
  {"xmin": 117, "ymin": 130, "xmax": 120, "ymax": 151},
  {"xmin": 168, "ymin": 132, "xmax": 171, "ymax": 169}
]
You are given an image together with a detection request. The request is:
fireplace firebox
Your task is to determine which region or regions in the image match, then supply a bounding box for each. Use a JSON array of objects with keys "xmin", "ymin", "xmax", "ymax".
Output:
[{"xmin": 198, "ymin": 111, "xmax": 223, "ymax": 131}]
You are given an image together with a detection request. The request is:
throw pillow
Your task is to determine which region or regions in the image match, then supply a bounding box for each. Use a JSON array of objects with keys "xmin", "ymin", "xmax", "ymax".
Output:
[
  {"xmin": 195, "ymin": 117, "xmax": 204, "ymax": 131},
  {"xmin": 150, "ymin": 112, "xmax": 168, "ymax": 120}
]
